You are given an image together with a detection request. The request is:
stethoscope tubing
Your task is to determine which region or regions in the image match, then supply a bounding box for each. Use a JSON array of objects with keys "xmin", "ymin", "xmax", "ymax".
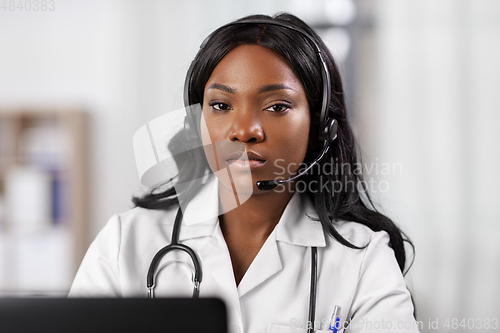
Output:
[
  {"xmin": 308, "ymin": 246, "xmax": 318, "ymax": 333},
  {"xmin": 147, "ymin": 207, "xmax": 203, "ymax": 298}
]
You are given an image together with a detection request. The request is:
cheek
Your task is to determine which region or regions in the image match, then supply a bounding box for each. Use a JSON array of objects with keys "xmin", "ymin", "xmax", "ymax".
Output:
[
  {"xmin": 288, "ymin": 113, "xmax": 310, "ymax": 150},
  {"xmin": 295, "ymin": 117, "xmax": 311, "ymax": 149},
  {"xmin": 273, "ymin": 114, "xmax": 310, "ymax": 171},
  {"xmin": 200, "ymin": 108, "xmax": 229, "ymax": 144},
  {"xmin": 290, "ymin": 122, "xmax": 310, "ymax": 164}
]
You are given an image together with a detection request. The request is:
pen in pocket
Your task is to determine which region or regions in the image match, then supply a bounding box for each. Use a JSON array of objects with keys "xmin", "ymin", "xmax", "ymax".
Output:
[{"xmin": 329, "ymin": 306, "xmax": 341, "ymax": 333}]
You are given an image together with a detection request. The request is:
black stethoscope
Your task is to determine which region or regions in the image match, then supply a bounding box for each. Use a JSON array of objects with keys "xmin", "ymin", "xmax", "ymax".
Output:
[{"xmin": 146, "ymin": 204, "xmax": 318, "ymax": 333}]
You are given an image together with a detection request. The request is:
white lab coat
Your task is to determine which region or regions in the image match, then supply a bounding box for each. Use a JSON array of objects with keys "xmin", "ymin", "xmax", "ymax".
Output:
[{"xmin": 69, "ymin": 176, "xmax": 419, "ymax": 333}]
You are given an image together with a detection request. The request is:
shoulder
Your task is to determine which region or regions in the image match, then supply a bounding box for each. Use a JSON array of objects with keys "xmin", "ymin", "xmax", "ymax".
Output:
[
  {"xmin": 330, "ymin": 220, "xmax": 381, "ymax": 248},
  {"xmin": 300, "ymin": 193, "xmax": 396, "ymax": 266},
  {"xmin": 323, "ymin": 220, "xmax": 399, "ymax": 277},
  {"xmin": 90, "ymin": 205, "xmax": 179, "ymax": 249},
  {"xmin": 114, "ymin": 205, "xmax": 178, "ymax": 227},
  {"xmin": 325, "ymin": 219, "xmax": 393, "ymax": 255}
]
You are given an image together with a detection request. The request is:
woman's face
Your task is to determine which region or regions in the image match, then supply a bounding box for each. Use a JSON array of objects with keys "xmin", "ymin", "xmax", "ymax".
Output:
[{"xmin": 201, "ymin": 44, "xmax": 310, "ymax": 195}]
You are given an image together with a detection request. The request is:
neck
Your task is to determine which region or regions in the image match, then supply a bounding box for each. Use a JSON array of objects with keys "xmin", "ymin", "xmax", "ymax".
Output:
[
  {"xmin": 217, "ymin": 181, "xmax": 296, "ymax": 285},
  {"xmin": 218, "ymin": 182, "xmax": 295, "ymax": 240}
]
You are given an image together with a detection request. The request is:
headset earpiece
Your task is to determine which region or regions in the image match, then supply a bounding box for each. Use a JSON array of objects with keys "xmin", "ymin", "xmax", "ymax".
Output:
[
  {"xmin": 184, "ymin": 115, "xmax": 198, "ymax": 142},
  {"xmin": 326, "ymin": 118, "xmax": 338, "ymax": 142},
  {"xmin": 319, "ymin": 118, "xmax": 338, "ymax": 144},
  {"xmin": 183, "ymin": 103, "xmax": 203, "ymax": 145}
]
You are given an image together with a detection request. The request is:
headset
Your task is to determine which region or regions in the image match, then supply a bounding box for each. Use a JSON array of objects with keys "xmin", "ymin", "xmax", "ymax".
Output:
[{"xmin": 148, "ymin": 18, "xmax": 339, "ymax": 333}]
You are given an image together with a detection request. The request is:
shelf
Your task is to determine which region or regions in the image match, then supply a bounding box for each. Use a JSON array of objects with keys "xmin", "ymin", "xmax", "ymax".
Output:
[{"xmin": 0, "ymin": 109, "xmax": 88, "ymax": 294}]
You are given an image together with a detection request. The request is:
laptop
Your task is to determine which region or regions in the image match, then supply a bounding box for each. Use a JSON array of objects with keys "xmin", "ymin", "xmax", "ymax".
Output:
[{"xmin": 0, "ymin": 297, "xmax": 227, "ymax": 333}]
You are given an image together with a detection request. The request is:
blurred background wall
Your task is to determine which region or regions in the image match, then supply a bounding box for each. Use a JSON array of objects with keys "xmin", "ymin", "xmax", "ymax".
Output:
[
  {"xmin": 375, "ymin": 0, "xmax": 500, "ymax": 328},
  {"xmin": 0, "ymin": 0, "xmax": 499, "ymax": 331}
]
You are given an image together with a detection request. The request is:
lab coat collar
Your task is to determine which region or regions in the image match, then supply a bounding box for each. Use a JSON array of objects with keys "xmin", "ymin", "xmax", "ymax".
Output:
[
  {"xmin": 275, "ymin": 191, "xmax": 326, "ymax": 248},
  {"xmin": 179, "ymin": 175, "xmax": 326, "ymax": 248},
  {"xmin": 177, "ymin": 176, "xmax": 219, "ymax": 241},
  {"xmin": 182, "ymin": 175, "xmax": 219, "ymax": 227}
]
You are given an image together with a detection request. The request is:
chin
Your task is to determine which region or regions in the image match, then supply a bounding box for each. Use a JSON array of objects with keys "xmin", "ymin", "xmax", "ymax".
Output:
[{"xmin": 213, "ymin": 166, "xmax": 253, "ymax": 208}]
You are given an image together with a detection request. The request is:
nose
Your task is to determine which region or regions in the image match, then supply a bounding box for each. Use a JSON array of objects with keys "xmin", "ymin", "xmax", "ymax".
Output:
[{"xmin": 228, "ymin": 107, "xmax": 264, "ymax": 143}]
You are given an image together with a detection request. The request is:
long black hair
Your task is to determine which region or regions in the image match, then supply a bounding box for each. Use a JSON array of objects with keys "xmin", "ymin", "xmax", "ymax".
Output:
[{"xmin": 133, "ymin": 13, "xmax": 414, "ymax": 274}]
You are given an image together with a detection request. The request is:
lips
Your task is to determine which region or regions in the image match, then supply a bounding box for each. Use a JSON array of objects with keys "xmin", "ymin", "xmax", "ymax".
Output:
[{"xmin": 226, "ymin": 150, "xmax": 266, "ymax": 169}]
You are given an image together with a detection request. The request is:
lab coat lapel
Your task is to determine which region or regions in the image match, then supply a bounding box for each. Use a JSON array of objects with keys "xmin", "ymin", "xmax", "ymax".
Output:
[
  {"xmin": 197, "ymin": 225, "xmax": 243, "ymax": 315},
  {"xmin": 237, "ymin": 227, "xmax": 282, "ymax": 298}
]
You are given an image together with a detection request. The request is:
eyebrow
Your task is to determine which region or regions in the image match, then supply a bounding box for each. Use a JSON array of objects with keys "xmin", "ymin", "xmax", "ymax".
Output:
[
  {"xmin": 206, "ymin": 83, "xmax": 296, "ymax": 94},
  {"xmin": 258, "ymin": 83, "xmax": 296, "ymax": 93},
  {"xmin": 206, "ymin": 83, "xmax": 235, "ymax": 94}
]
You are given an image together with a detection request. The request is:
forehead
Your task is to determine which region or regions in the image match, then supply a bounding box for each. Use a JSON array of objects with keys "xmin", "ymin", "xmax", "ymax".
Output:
[{"xmin": 205, "ymin": 44, "xmax": 304, "ymax": 92}]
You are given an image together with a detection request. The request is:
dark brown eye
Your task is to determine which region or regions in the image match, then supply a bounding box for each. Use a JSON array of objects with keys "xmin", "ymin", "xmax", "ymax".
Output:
[
  {"xmin": 265, "ymin": 103, "xmax": 290, "ymax": 113},
  {"xmin": 209, "ymin": 102, "xmax": 231, "ymax": 111}
]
